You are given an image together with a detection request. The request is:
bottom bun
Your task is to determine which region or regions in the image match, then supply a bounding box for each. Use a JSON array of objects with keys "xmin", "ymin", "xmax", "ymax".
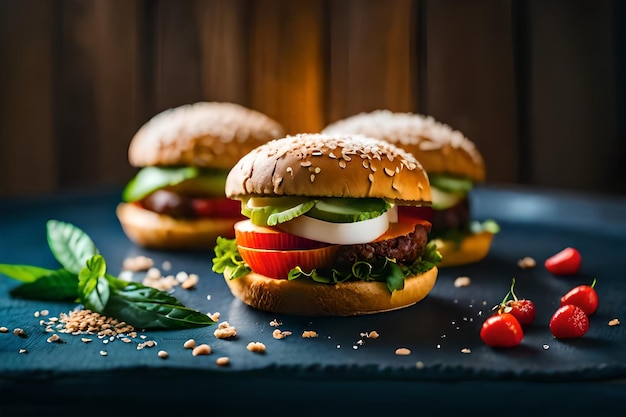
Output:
[
  {"xmin": 116, "ymin": 202, "xmax": 240, "ymax": 250},
  {"xmin": 434, "ymin": 231, "xmax": 494, "ymax": 268},
  {"xmin": 223, "ymin": 267, "xmax": 438, "ymax": 316}
]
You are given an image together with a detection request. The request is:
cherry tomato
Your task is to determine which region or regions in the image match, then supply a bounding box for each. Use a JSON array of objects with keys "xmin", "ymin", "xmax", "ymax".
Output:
[
  {"xmin": 549, "ymin": 304, "xmax": 589, "ymax": 339},
  {"xmin": 560, "ymin": 279, "xmax": 598, "ymax": 315},
  {"xmin": 545, "ymin": 247, "xmax": 581, "ymax": 276},
  {"xmin": 480, "ymin": 313, "xmax": 524, "ymax": 348},
  {"xmin": 496, "ymin": 278, "xmax": 536, "ymax": 326}
]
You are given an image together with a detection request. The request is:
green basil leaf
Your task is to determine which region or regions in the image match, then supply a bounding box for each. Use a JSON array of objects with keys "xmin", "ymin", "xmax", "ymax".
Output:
[
  {"xmin": 103, "ymin": 281, "xmax": 213, "ymax": 329},
  {"xmin": 46, "ymin": 220, "xmax": 99, "ymax": 274},
  {"xmin": 9, "ymin": 269, "xmax": 78, "ymax": 300},
  {"xmin": 0, "ymin": 264, "xmax": 57, "ymax": 283},
  {"xmin": 78, "ymin": 255, "xmax": 110, "ymax": 313},
  {"xmin": 385, "ymin": 261, "xmax": 405, "ymax": 292}
]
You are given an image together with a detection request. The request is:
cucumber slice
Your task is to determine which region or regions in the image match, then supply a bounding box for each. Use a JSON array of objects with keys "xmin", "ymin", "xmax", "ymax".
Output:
[
  {"xmin": 123, "ymin": 166, "xmax": 199, "ymax": 202},
  {"xmin": 242, "ymin": 197, "xmax": 316, "ymax": 226},
  {"xmin": 122, "ymin": 167, "xmax": 229, "ymax": 202},
  {"xmin": 431, "ymin": 187, "xmax": 464, "ymax": 210},
  {"xmin": 306, "ymin": 198, "xmax": 390, "ymax": 223},
  {"xmin": 429, "ymin": 174, "xmax": 474, "ymax": 194}
]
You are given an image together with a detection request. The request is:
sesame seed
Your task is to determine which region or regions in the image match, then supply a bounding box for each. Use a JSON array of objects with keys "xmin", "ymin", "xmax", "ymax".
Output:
[
  {"xmin": 368, "ymin": 173, "xmax": 374, "ymax": 182},
  {"xmin": 183, "ymin": 339, "xmax": 196, "ymax": 349},
  {"xmin": 384, "ymin": 167, "xmax": 395, "ymax": 176},
  {"xmin": 158, "ymin": 350, "xmax": 169, "ymax": 359},
  {"xmin": 395, "ymin": 347, "xmax": 411, "ymax": 355}
]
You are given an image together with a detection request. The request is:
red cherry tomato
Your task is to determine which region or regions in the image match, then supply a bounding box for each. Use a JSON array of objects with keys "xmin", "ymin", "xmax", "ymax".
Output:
[
  {"xmin": 480, "ymin": 313, "xmax": 524, "ymax": 348},
  {"xmin": 549, "ymin": 304, "xmax": 589, "ymax": 339},
  {"xmin": 560, "ymin": 279, "xmax": 598, "ymax": 315},
  {"xmin": 496, "ymin": 278, "xmax": 536, "ymax": 326},
  {"xmin": 545, "ymin": 247, "xmax": 581, "ymax": 276}
]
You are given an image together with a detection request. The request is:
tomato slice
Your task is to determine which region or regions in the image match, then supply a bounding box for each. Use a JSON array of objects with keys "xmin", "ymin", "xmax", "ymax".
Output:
[
  {"xmin": 398, "ymin": 205, "xmax": 433, "ymax": 222},
  {"xmin": 234, "ymin": 220, "xmax": 329, "ymax": 250},
  {"xmin": 375, "ymin": 214, "xmax": 431, "ymax": 241},
  {"xmin": 237, "ymin": 245, "xmax": 339, "ymax": 279},
  {"xmin": 191, "ymin": 197, "xmax": 242, "ymax": 218}
]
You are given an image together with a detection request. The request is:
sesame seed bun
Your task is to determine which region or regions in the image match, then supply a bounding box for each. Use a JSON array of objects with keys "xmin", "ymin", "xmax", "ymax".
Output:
[
  {"xmin": 224, "ymin": 267, "xmax": 439, "ymax": 316},
  {"xmin": 128, "ymin": 101, "xmax": 285, "ymax": 169},
  {"xmin": 322, "ymin": 110, "xmax": 485, "ymax": 182},
  {"xmin": 225, "ymin": 133, "xmax": 431, "ymax": 205},
  {"xmin": 118, "ymin": 102, "xmax": 285, "ymax": 250},
  {"xmin": 219, "ymin": 133, "xmax": 438, "ymax": 316},
  {"xmin": 116, "ymin": 202, "xmax": 239, "ymax": 250},
  {"xmin": 434, "ymin": 231, "xmax": 495, "ymax": 268}
]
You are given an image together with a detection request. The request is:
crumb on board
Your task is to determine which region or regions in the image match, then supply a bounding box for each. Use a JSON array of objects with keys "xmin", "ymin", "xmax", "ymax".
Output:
[
  {"xmin": 460, "ymin": 348, "xmax": 471, "ymax": 354},
  {"xmin": 272, "ymin": 329, "xmax": 293, "ymax": 339},
  {"xmin": 269, "ymin": 319, "xmax": 282, "ymax": 327},
  {"xmin": 247, "ymin": 342, "xmax": 266, "ymax": 353},
  {"xmin": 214, "ymin": 321, "xmax": 237, "ymax": 339},
  {"xmin": 122, "ymin": 255, "xmax": 154, "ymax": 272},
  {"xmin": 302, "ymin": 330, "xmax": 318, "ymax": 338},
  {"xmin": 192, "ymin": 344, "xmax": 211, "ymax": 356},
  {"xmin": 454, "ymin": 276, "xmax": 471, "ymax": 288},
  {"xmin": 517, "ymin": 256, "xmax": 537, "ymax": 269},
  {"xmin": 609, "ymin": 318, "xmax": 621, "ymax": 326},
  {"xmin": 216, "ymin": 357, "xmax": 230, "ymax": 366}
]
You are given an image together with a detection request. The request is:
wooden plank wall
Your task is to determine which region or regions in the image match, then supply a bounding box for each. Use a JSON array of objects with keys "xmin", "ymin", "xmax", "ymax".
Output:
[{"xmin": 0, "ymin": 0, "xmax": 623, "ymax": 200}]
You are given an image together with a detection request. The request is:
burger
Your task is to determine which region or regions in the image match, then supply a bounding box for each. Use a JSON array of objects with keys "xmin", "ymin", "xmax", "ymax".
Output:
[
  {"xmin": 212, "ymin": 133, "xmax": 441, "ymax": 316},
  {"xmin": 323, "ymin": 110, "xmax": 499, "ymax": 267},
  {"xmin": 116, "ymin": 102, "xmax": 285, "ymax": 250}
]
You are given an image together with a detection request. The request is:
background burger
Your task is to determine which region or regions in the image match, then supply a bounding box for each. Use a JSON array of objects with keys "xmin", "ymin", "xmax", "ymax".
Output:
[
  {"xmin": 323, "ymin": 110, "xmax": 499, "ymax": 267},
  {"xmin": 212, "ymin": 133, "xmax": 441, "ymax": 316},
  {"xmin": 116, "ymin": 101, "xmax": 285, "ymax": 250}
]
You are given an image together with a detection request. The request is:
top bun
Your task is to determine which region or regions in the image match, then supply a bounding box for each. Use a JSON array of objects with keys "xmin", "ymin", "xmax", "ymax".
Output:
[
  {"xmin": 323, "ymin": 110, "xmax": 485, "ymax": 182},
  {"xmin": 128, "ymin": 102, "xmax": 285, "ymax": 170},
  {"xmin": 225, "ymin": 133, "xmax": 431, "ymax": 205}
]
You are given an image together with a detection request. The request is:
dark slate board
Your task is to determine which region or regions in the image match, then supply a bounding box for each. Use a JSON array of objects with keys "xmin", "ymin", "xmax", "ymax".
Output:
[{"xmin": 1, "ymin": 184, "xmax": 626, "ymax": 416}]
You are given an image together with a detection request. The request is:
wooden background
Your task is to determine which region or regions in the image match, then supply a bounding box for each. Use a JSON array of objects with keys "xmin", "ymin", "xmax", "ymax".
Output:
[{"xmin": 1, "ymin": 0, "xmax": 624, "ymax": 200}]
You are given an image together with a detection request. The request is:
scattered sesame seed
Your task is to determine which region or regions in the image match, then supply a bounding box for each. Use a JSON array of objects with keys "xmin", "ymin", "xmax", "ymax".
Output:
[
  {"xmin": 18, "ymin": 348, "xmax": 28, "ymax": 354},
  {"xmin": 158, "ymin": 350, "xmax": 169, "ymax": 359},
  {"xmin": 100, "ymin": 350, "xmax": 108, "ymax": 356},
  {"xmin": 395, "ymin": 347, "xmax": 411, "ymax": 355},
  {"xmin": 46, "ymin": 334, "xmax": 61, "ymax": 343},
  {"xmin": 302, "ymin": 330, "xmax": 318, "ymax": 338},
  {"xmin": 13, "ymin": 328, "xmax": 27, "ymax": 338},
  {"xmin": 183, "ymin": 339, "xmax": 196, "ymax": 349},
  {"xmin": 81, "ymin": 338, "xmax": 92, "ymax": 343},
  {"xmin": 460, "ymin": 348, "xmax": 471, "ymax": 354},
  {"xmin": 0, "ymin": 327, "xmax": 8, "ymax": 333},
  {"xmin": 609, "ymin": 318, "xmax": 621, "ymax": 326}
]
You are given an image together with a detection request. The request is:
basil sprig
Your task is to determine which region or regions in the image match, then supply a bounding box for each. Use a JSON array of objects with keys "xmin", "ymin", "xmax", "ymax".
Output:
[{"xmin": 0, "ymin": 219, "xmax": 214, "ymax": 330}]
